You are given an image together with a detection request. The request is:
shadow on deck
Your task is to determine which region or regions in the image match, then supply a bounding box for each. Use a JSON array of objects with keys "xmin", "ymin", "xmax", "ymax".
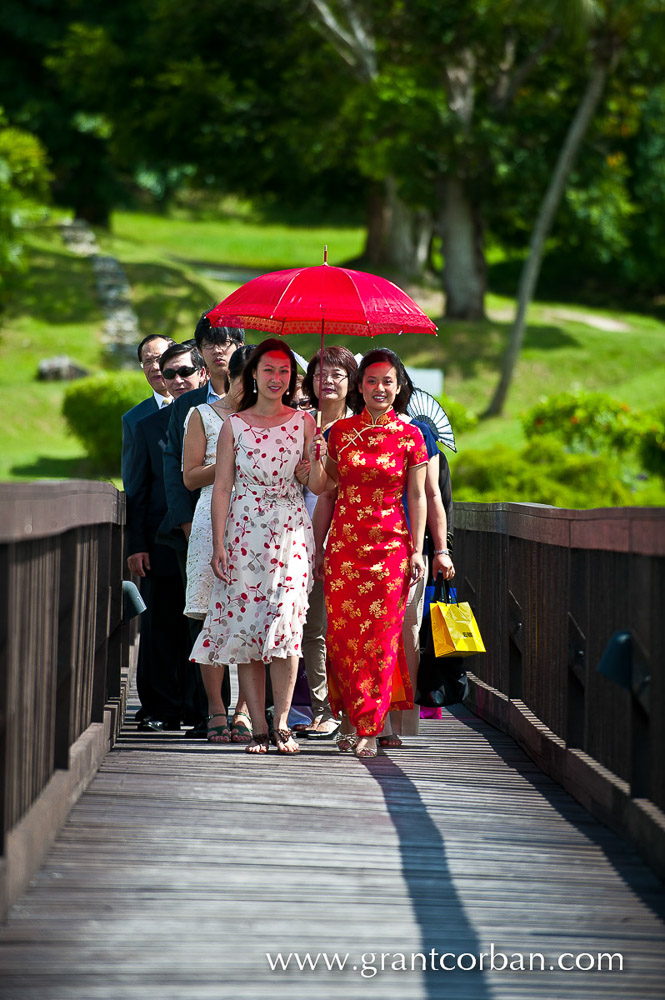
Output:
[{"xmin": 0, "ymin": 703, "xmax": 663, "ymax": 1000}]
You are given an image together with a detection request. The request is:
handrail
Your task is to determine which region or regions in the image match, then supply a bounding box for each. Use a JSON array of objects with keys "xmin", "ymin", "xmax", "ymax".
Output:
[
  {"xmin": 0, "ymin": 481, "xmax": 131, "ymax": 916},
  {"xmin": 454, "ymin": 501, "xmax": 665, "ymax": 878}
]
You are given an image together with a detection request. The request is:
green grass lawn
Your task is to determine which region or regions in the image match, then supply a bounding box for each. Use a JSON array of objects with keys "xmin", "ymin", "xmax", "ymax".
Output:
[{"xmin": 1, "ymin": 208, "xmax": 664, "ymax": 502}]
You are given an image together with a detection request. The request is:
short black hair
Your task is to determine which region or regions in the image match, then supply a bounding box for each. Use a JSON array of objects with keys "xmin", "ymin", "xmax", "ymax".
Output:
[
  {"xmin": 194, "ymin": 313, "xmax": 245, "ymax": 349},
  {"xmin": 136, "ymin": 334, "xmax": 176, "ymax": 363},
  {"xmin": 159, "ymin": 343, "xmax": 205, "ymax": 372}
]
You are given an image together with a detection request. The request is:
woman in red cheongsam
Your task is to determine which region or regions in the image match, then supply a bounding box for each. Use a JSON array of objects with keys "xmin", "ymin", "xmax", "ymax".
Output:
[{"xmin": 308, "ymin": 350, "xmax": 428, "ymax": 758}]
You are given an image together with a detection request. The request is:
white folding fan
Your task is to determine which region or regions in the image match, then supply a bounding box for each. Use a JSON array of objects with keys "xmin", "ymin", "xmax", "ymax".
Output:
[{"xmin": 406, "ymin": 388, "xmax": 456, "ymax": 452}]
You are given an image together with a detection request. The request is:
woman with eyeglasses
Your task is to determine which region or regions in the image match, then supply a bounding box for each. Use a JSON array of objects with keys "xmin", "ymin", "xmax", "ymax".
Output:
[
  {"xmin": 190, "ymin": 338, "xmax": 316, "ymax": 755},
  {"xmin": 182, "ymin": 344, "xmax": 254, "ymax": 743},
  {"xmin": 292, "ymin": 347, "xmax": 358, "ymax": 740},
  {"xmin": 308, "ymin": 349, "xmax": 428, "ymax": 758}
]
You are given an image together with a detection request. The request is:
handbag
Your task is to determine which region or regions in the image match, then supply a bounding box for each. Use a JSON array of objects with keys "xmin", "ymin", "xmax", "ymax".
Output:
[
  {"xmin": 431, "ymin": 582, "xmax": 486, "ymax": 658},
  {"xmin": 415, "ymin": 575, "xmax": 471, "ymax": 708}
]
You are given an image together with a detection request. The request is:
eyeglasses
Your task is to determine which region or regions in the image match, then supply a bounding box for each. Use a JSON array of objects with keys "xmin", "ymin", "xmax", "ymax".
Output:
[
  {"xmin": 162, "ymin": 365, "xmax": 199, "ymax": 380},
  {"xmin": 295, "ymin": 398, "xmax": 311, "ymax": 409},
  {"xmin": 314, "ymin": 370, "xmax": 348, "ymax": 383},
  {"xmin": 140, "ymin": 356, "xmax": 162, "ymax": 369},
  {"xmin": 201, "ymin": 340, "xmax": 235, "ymax": 352}
]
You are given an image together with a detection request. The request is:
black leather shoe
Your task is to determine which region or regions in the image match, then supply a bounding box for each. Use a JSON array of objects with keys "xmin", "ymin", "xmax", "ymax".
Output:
[
  {"xmin": 144, "ymin": 718, "xmax": 181, "ymax": 732},
  {"xmin": 188, "ymin": 719, "xmax": 209, "ymax": 738}
]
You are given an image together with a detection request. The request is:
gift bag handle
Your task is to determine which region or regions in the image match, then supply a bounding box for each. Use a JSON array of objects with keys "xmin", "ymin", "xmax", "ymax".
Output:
[{"xmin": 433, "ymin": 573, "xmax": 457, "ymax": 605}]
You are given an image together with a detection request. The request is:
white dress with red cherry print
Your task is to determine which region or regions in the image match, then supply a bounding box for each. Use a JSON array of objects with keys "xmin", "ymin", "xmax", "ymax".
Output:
[{"xmin": 190, "ymin": 409, "xmax": 314, "ymax": 667}]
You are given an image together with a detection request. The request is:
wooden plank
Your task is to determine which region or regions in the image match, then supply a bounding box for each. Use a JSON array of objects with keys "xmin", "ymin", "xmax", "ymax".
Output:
[
  {"xmin": 0, "ymin": 701, "xmax": 662, "ymax": 1000},
  {"xmin": 0, "ymin": 481, "xmax": 123, "ymax": 543}
]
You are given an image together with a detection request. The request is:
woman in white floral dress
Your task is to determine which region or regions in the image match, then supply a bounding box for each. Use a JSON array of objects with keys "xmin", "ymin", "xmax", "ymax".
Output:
[
  {"xmin": 183, "ymin": 344, "xmax": 254, "ymax": 743},
  {"xmin": 190, "ymin": 339, "xmax": 315, "ymax": 754}
]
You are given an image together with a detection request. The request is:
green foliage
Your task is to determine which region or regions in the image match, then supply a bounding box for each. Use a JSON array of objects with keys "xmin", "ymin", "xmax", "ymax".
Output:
[
  {"xmin": 0, "ymin": 5, "xmax": 119, "ymax": 225},
  {"xmin": 638, "ymin": 406, "xmax": 665, "ymax": 482},
  {"xmin": 62, "ymin": 372, "xmax": 147, "ymax": 472},
  {"xmin": 440, "ymin": 394, "xmax": 478, "ymax": 435},
  {"xmin": 452, "ymin": 436, "xmax": 631, "ymax": 508},
  {"xmin": 521, "ymin": 391, "xmax": 645, "ymax": 454},
  {"xmin": 0, "ymin": 112, "xmax": 51, "ymax": 303}
]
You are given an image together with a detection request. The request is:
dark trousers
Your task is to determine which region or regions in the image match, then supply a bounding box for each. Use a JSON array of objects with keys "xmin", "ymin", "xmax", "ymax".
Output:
[
  {"xmin": 176, "ymin": 550, "xmax": 231, "ymax": 713},
  {"xmin": 136, "ymin": 572, "xmax": 208, "ymax": 722}
]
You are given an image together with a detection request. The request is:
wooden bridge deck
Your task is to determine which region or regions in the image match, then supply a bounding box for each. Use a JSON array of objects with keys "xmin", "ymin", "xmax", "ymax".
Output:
[{"xmin": 0, "ymin": 704, "xmax": 663, "ymax": 1000}]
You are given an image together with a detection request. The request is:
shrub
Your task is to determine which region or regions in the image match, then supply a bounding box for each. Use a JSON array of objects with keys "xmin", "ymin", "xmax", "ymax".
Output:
[
  {"xmin": 439, "ymin": 394, "xmax": 478, "ymax": 435},
  {"xmin": 451, "ymin": 435, "xmax": 630, "ymax": 508},
  {"xmin": 63, "ymin": 372, "xmax": 147, "ymax": 472},
  {"xmin": 638, "ymin": 406, "xmax": 665, "ymax": 483},
  {"xmin": 522, "ymin": 391, "xmax": 644, "ymax": 455}
]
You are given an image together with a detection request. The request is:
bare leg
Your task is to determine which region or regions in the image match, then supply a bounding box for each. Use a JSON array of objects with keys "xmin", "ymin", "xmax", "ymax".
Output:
[
  {"xmin": 199, "ymin": 663, "xmax": 229, "ymax": 742},
  {"xmin": 270, "ymin": 654, "xmax": 299, "ymax": 753},
  {"xmin": 231, "ymin": 677, "xmax": 252, "ymax": 743},
  {"xmin": 355, "ymin": 735, "xmax": 378, "ymax": 758},
  {"xmin": 336, "ymin": 712, "xmax": 358, "ymax": 753},
  {"xmin": 240, "ymin": 660, "xmax": 269, "ymax": 753},
  {"xmin": 200, "ymin": 662, "xmax": 226, "ymax": 717}
]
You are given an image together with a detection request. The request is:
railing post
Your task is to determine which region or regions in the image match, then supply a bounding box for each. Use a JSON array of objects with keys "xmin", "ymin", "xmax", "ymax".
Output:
[
  {"xmin": 55, "ymin": 529, "xmax": 76, "ymax": 769},
  {"xmin": 0, "ymin": 546, "xmax": 9, "ymax": 857}
]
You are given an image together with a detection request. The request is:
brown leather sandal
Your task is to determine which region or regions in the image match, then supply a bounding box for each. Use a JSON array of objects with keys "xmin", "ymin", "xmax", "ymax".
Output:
[
  {"xmin": 272, "ymin": 728, "xmax": 300, "ymax": 754},
  {"xmin": 245, "ymin": 733, "xmax": 270, "ymax": 754}
]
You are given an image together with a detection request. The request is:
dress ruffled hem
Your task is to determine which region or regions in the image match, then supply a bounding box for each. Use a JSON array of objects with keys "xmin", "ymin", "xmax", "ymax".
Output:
[{"xmin": 191, "ymin": 621, "xmax": 307, "ymax": 667}]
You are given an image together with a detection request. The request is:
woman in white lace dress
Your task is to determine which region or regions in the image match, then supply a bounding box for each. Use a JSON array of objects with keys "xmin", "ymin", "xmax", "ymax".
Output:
[
  {"xmin": 190, "ymin": 339, "xmax": 315, "ymax": 755},
  {"xmin": 183, "ymin": 345, "xmax": 254, "ymax": 742}
]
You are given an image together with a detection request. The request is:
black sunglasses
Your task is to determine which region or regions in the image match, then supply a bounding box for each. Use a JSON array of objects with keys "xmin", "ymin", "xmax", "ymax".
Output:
[{"xmin": 162, "ymin": 365, "xmax": 198, "ymax": 379}]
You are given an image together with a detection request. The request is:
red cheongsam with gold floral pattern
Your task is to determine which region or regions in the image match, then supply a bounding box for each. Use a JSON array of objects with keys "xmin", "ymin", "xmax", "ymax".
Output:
[{"xmin": 324, "ymin": 407, "xmax": 428, "ymax": 736}]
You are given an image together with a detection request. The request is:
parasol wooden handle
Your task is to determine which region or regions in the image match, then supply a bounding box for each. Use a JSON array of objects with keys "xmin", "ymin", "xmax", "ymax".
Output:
[{"xmin": 315, "ymin": 407, "xmax": 322, "ymax": 460}]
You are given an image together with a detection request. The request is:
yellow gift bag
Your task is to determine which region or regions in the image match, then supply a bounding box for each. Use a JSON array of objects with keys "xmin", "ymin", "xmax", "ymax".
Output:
[{"xmin": 431, "ymin": 592, "xmax": 486, "ymax": 658}]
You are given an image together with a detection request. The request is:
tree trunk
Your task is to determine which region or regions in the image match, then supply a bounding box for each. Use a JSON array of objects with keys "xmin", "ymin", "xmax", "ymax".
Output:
[
  {"xmin": 438, "ymin": 176, "xmax": 486, "ymax": 320},
  {"xmin": 364, "ymin": 175, "xmax": 422, "ymax": 276},
  {"xmin": 484, "ymin": 59, "xmax": 610, "ymax": 417}
]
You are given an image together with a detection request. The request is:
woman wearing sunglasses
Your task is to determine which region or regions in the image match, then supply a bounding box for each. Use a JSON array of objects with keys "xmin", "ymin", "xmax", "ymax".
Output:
[{"xmin": 182, "ymin": 344, "xmax": 255, "ymax": 743}]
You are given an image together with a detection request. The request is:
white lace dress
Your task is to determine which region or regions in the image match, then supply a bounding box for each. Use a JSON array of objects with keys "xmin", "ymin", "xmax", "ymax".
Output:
[
  {"xmin": 190, "ymin": 410, "xmax": 314, "ymax": 666},
  {"xmin": 183, "ymin": 403, "xmax": 227, "ymax": 619}
]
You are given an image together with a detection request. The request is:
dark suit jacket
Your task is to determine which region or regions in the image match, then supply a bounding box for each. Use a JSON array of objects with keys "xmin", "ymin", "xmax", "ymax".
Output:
[
  {"xmin": 125, "ymin": 407, "xmax": 181, "ymax": 576},
  {"xmin": 160, "ymin": 385, "xmax": 208, "ymax": 546},
  {"xmin": 121, "ymin": 395, "xmax": 159, "ymax": 487}
]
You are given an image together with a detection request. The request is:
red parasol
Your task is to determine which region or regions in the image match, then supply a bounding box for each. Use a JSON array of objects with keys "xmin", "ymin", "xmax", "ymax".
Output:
[{"xmin": 206, "ymin": 247, "xmax": 437, "ymax": 445}]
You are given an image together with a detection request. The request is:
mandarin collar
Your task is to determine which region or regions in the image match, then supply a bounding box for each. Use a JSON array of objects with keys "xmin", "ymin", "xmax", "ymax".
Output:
[{"xmin": 360, "ymin": 406, "xmax": 397, "ymax": 427}]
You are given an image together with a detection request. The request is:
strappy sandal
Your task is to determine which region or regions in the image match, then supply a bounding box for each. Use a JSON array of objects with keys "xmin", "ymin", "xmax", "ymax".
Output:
[
  {"xmin": 245, "ymin": 733, "xmax": 270, "ymax": 754},
  {"xmin": 378, "ymin": 734, "xmax": 402, "ymax": 748},
  {"xmin": 272, "ymin": 728, "xmax": 300, "ymax": 754},
  {"xmin": 230, "ymin": 710, "xmax": 253, "ymax": 744},
  {"xmin": 335, "ymin": 733, "xmax": 358, "ymax": 754},
  {"xmin": 206, "ymin": 713, "xmax": 231, "ymax": 743},
  {"xmin": 355, "ymin": 742, "xmax": 378, "ymax": 759}
]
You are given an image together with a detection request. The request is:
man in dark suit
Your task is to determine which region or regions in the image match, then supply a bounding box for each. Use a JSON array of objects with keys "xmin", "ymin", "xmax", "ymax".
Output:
[
  {"xmin": 125, "ymin": 343, "xmax": 208, "ymax": 730},
  {"xmin": 162, "ymin": 316, "xmax": 245, "ymax": 546},
  {"xmin": 121, "ymin": 334, "xmax": 175, "ymax": 486},
  {"xmin": 160, "ymin": 318, "xmax": 246, "ymax": 716}
]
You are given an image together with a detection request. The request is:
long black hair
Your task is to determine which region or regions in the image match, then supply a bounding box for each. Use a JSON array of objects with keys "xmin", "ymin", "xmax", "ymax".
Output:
[
  {"xmin": 355, "ymin": 348, "xmax": 413, "ymax": 415},
  {"xmin": 238, "ymin": 338, "xmax": 298, "ymax": 411},
  {"xmin": 227, "ymin": 344, "xmax": 255, "ymax": 381}
]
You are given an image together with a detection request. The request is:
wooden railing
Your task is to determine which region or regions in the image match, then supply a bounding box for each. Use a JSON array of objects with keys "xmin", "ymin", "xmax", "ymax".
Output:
[
  {"xmin": 0, "ymin": 481, "xmax": 132, "ymax": 917},
  {"xmin": 454, "ymin": 502, "xmax": 665, "ymax": 878},
  {"xmin": 1, "ymin": 487, "xmax": 663, "ymax": 912}
]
